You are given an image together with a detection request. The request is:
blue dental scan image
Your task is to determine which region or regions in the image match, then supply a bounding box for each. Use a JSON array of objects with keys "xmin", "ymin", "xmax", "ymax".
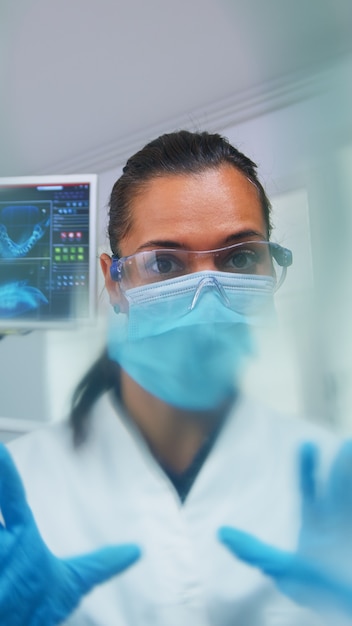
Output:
[{"xmin": 0, "ymin": 179, "xmax": 96, "ymax": 329}]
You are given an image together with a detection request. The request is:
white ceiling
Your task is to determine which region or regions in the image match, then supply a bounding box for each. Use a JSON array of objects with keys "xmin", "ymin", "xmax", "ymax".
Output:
[{"xmin": 1, "ymin": 0, "xmax": 352, "ymax": 176}]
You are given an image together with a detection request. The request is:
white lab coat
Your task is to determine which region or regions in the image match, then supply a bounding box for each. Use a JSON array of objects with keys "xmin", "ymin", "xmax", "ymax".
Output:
[{"xmin": 9, "ymin": 392, "xmax": 335, "ymax": 626}]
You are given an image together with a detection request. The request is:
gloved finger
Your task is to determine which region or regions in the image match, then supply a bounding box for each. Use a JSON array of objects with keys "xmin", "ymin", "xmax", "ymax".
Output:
[
  {"xmin": 218, "ymin": 526, "xmax": 293, "ymax": 578},
  {"xmin": 326, "ymin": 440, "xmax": 352, "ymax": 512},
  {"xmin": 0, "ymin": 444, "xmax": 33, "ymax": 527},
  {"xmin": 66, "ymin": 543, "xmax": 142, "ymax": 594},
  {"xmin": 299, "ymin": 442, "xmax": 319, "ymax": 503},
  {"xmin": 299, "ymin": 442, "xmax": 320, "ymax": 527}
]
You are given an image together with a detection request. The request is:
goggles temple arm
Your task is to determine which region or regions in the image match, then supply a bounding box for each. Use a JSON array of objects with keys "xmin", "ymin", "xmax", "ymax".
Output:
[
  {"xmin": 110, "ymin": 256, "xmax": 122, "ymax": 282},
  {"xmin": 270, "ymin": 243, "xmax": 293, "ymax": 268}
]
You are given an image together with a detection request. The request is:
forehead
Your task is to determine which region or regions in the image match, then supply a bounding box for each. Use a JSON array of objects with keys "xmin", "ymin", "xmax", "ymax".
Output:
[{"xmin": 121, "ymin": 165, "xmax": 267, "ymax": 255}]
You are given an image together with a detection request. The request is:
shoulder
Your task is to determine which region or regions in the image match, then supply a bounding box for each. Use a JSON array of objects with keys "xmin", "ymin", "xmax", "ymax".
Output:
[
  {"xmin": 234, "ymin": 393, "xmax": 335, "ymax": 437},
  {"xmin": 8, "ymin": 419, "xmax": 72, "ymax": 473},
  {"xmin": 7, "ymin": 390, "xmax": 162, "ymax": 506},
  {"xmin": 6, "ymin": 392, "xmax": 145, "ymax": 553},
  {"xmin": 7, "ymin": 392, "xmax": 125, "ymax": 486},
  {"xmin": 229, "ymin": 393, "xmax": 341, "ymax": 471}
]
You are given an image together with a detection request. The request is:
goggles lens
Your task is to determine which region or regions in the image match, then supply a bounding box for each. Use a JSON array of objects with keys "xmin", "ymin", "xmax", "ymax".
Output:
[{"xmin": 111, "ymin": 241, "xmax": 292, "ymax": 291}]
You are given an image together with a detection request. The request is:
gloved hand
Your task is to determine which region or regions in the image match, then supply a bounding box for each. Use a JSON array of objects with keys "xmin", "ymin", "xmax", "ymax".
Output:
[
  {"xmin": 0, "ymin": 444, "xmax": 141, "ymax": 626},
  {"xmin": 218, "ymin": 441, "xmax": 352, "ymax": 617}
]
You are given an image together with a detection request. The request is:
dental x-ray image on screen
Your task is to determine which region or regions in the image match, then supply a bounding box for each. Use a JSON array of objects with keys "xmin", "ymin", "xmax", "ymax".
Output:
[{"xmin": 0, "ymin": 175, "xmax": 97, "ymax": 330}]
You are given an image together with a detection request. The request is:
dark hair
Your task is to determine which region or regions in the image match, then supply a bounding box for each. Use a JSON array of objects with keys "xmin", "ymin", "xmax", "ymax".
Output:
[
  {"xmin": 109, "ymin": 130, "xmax": 272, "ymax": 255},
  {"xmin": 70, "ymin": 130, "xmax": 272, "ymax": 444}
]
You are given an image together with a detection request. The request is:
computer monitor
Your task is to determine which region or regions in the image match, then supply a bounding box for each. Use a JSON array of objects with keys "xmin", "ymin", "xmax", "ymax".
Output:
[{"xmin": 0, "ymin": 174, "xmax": 98, "ymax": 330}]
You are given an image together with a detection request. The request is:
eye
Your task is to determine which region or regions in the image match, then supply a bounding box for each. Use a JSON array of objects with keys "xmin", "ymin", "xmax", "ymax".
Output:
[
  {"xmin": 146, "ymin": 252, "xmax": 186, "ymax": 277},
  {"xmin": 222, "ymin": 249, "xmax": 259, "ymax": 272}
]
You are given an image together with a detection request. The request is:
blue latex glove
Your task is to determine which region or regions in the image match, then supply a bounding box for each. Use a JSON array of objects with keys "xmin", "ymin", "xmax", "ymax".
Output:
[
  {"xmin": 0, "ymin": 444, "xmax": 141, "ymax": 626},
  {"xmin": 218, "ymin": 441, "xmax": 352, "ymax": 617}
]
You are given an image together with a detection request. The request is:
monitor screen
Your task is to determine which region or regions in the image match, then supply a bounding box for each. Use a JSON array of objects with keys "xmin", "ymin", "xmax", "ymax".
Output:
[{"xmin": 0, "ymin": 174, "xmax": 98, "ymax": 330}]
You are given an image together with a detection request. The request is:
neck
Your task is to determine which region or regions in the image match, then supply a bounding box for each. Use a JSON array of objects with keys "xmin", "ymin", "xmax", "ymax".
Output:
[{"xmin": 119, "ymin": 369, "xmax": 231, "ymax": 474}]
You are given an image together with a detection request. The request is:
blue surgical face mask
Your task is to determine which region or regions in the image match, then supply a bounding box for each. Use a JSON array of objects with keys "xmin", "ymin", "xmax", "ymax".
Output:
[{"xmin": 107, "ymin": 271, "xmax": 276, "ymax": 410}]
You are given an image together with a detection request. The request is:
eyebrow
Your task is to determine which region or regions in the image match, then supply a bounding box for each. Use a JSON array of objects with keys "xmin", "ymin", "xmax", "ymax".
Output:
[
  {"xmin": 136, "ymin": 240, "xmax": 186, "ymax": 251},
  {"xmin": 223, "ymin": 230, "xmax": 267, "ymax": 244},
  {"xmin": 136, "ymin": 230, "xmax": 267, "ymax": 252}
]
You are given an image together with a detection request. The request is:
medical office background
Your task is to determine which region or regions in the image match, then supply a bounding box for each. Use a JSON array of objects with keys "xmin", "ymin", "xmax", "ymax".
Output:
[{"xmin": 0, "ymin": 0, "xmax": 352, "ymax": 441}]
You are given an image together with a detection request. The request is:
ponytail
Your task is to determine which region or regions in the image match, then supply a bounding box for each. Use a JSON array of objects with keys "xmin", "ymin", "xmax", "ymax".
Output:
[{"xmin": 70, "ymin": 350, "xmax": 120, "ymax": 446}]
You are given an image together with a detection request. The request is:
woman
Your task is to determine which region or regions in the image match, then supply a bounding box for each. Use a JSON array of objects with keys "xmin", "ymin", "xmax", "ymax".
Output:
[{"xmin": 2, "ymin": 131, "xmax": 351, "ymax": 625}]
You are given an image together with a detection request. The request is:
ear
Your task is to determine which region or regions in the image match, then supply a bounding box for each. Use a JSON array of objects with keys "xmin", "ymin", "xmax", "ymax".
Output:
[{"xmin": 100, "ymin": 253, "xmax": 128, "ymax": 312}]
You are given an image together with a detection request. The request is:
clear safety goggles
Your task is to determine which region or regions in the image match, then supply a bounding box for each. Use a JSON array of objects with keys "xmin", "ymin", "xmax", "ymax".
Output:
[{"xmin": 110, "ymin": 240, "xmax": 293, "ymax": 292}]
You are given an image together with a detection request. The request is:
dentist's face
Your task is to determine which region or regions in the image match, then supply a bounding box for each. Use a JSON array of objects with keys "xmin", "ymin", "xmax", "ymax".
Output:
[
  {"xmin": 101, "ymin": 164, "xmax": 267, "ymax": 303},
  {"xmin": 101, "ymin": 164, "xmax": 270, "ymax": 410}
]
